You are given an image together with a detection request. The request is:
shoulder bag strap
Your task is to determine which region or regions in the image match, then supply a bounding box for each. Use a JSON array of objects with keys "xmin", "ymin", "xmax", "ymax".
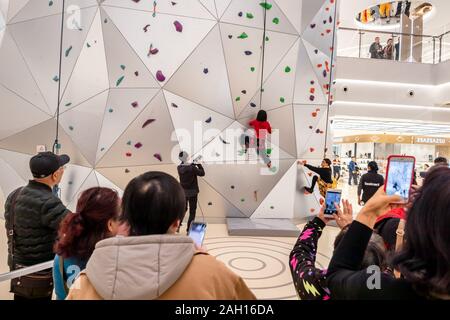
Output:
[
  {"xmin": 394, "ymin": 219, "xmax": 406, "ymax": 279},
  {"xmin": 7, "ymin": 187, "xmax": 24, "ymax": 270},
  {"xmin": 58, "ymin": 256, "xmax": 70, "ymax": 295}
]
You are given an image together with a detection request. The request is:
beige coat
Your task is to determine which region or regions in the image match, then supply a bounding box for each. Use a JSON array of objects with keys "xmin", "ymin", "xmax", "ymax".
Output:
[{"xmin": 66, "ymin": 234, "xmax": 256, "ymax": 300}]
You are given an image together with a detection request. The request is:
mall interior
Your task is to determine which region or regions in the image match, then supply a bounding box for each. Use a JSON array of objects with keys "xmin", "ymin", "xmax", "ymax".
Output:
[{"xmin": 0, "ymin": 0, "xmax": 449, "ymax": 301}]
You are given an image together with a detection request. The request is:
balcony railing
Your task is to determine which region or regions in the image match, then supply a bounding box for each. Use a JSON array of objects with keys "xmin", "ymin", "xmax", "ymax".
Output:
[{"xmin": 338, "ymin": 27, "xmax": 450, "ymax": 64}]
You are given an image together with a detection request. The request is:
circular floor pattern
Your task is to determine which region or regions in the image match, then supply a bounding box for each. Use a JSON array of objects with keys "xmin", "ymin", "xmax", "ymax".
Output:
[{"xmin": 204, "ymin": 236, "xmax": 332, "ymax": 300}]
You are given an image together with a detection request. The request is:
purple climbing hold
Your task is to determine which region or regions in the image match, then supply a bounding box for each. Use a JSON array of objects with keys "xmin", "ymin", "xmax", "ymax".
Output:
[
  {"xmin": 250, "ymin": 102, "xmax": 256, "ymax": 108},
  {"xmin": 309, "ymin": 95, "xmax": 315, "ymax": 101},
  {"xmin": 238, "ymin": 11, "xmax": 243, "ymax": 17},
  {"xmin": 244, "ymin": 51, "xmax": 252, "ymax": 56},
  {"xmin": 203, "ymin": 68, "xmax": 209, "ymax": 74},
  {"xmin": 142, "ymin": 119, "xmax": 156, "ymax": 128},
  {"xmin": 205, "ymin": 117, "xmax": 212, "ymax": 123},
  {"xmin": 135, "ymin": 142, "xmax": 143, "ymax": 149},
  {"xmin": 174, "ymin": 20, "xmax": 183, "ymax": 32},
  {"xmin": 156, "ymin": 70, "xmax": 166, "ymax": 82},
  {"xmin": 310, "ymin": 23, "xmax": 316, "ymax": 28},
  {"xmin": 154, "ymin": 153, "xmax": 162, "ymax": 162}
]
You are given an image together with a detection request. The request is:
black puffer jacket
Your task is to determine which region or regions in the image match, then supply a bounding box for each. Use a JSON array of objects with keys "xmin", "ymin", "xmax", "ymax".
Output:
[{"xmin": 4, "ymin": 180, "xmax": 70, "ymax": 268}]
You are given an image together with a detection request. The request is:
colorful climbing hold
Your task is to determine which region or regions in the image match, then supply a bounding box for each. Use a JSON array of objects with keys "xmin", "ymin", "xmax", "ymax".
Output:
[
  {"xmin": 280, "ymin": 97, "xmax": 285, "ymax": 103},
  {"xmin": 244, "ymin": 51, "xmax": 252, "ymax": 56},
  {"xmin": 238, "ymin": 32, "xmax": 248, "ymax": 39},
  {"xmin": 205, "ymin": 117, "xmax": 212, "ymax": 123},
  {"xmin": 246, "ymin": 13, "xmax": 254, "ymax": 19},
  {"xmin": 174, "ymin": 20, "xmax": 183, "ymax": 32},
  {"xmin": 285, "ymin": 66, "xmax": 291, "ymax": 73},
  {"xmin": 153, "ymin": 153, "xmax": 162, "ymax": 162},
  {"xmin": 235, "ymin": 96, "xmax": 241, "ymax": 102},
  {"xmin": 116, "ymin": 76, "xmax": 125, "ymax": 87},
  {"xmin": 134, "ymin": 142, "xmax": 143, "ymax": 149},
  {"xmin": 156, "ymin": 70, "xmax": 166, "ymax": 82},
  {"xmin": 272, "ymin": 17, "xmax": 280, "ymax": 24},
  {"xmin": 250, "ymin": 67, "xmax": 256, "ymax": 72},
  {"xmin": 126, "ymin": 152, "xmax": 132, "ymax": 157},
  {"xmin": 131, "ymin": 101, "xmax": 139, "ymax": 108},
  {"xmin": 65, "ymin": 46, "xmax": 73, "ymax": 57},
  {"xmin": 120, "ymin": 65, "xmax": 126, "ymax": 70},
  {"xmin": 142, "ymin": 119, "xmax": 156, "ymax": 128},
  {"xmin": 203, "ymin": 68, "xmax": 209, "ymax": 74},
  {"xmin": 53, "ymin": 76, "xmax": 59, "ymax": 82},
  {"xmin": 260, "ymin": 2, "xmax": 272, "ymax": 10}
]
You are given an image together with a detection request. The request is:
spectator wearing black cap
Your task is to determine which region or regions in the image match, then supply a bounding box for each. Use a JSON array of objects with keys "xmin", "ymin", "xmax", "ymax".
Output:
[
  {"xmin": 358, "ymin": 161, "xmax": 384, "ymax": 206},
  {"xmin": 434, "ymin": 157, "xmax": 448, "ymax": 167},
  {"xmin": 4, "ymin": 152, "xmax": 70, "ymax": 300}
]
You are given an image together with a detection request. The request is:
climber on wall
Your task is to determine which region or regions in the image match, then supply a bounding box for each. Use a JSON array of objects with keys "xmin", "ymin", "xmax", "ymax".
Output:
[
  {"xmin": 246, "ymin": 110, "xmax": 273, "ymax": 168},
  {"xmin": 298, "ymin": 159, "xmax": 333, "ymax": 198}
]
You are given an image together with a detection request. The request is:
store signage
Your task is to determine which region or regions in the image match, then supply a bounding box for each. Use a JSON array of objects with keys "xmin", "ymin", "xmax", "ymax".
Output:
[{"xmin": 415, "ymin": 137, "xmax": 446, "ymax": 144}]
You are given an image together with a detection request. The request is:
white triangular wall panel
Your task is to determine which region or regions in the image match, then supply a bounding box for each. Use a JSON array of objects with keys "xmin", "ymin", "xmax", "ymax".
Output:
[
  {"xmin": 199, "ymin": 0, "xmax": 218, "ymax": 18},
  {"xmin": 60, "ymin": 10, "xmax": 109, "ymax": 113},
  {"xmin": 96, "ymin": 88, "xmax": 160, "ymax": 163},
  {"xmin": 294, "ymin": 104, "xmax": 328, "ymax": 159},
  {"xmin": 0, "ymin": 158, "xmax": 27, "ymax": 216},
  {"xmin": 102, "ymin": 0, "xmax": 215, "ymax": 20},
  {"xmin": 299, "ymin": 0, "xmax": 326, "ymax": 34},
  {"xmin": 67, "ymin": 170, "xmax": 99, "ymax": 212},
  {"xmin": 97, "ymin": 91, "xmax": 180, "ymax": 167},
  {"xmin": 301, "ymin": 0, "xmax": 336, "ymax": 56},
  {"xmin": 198, "ymin": 178, "xmax": 247, "ymax": 219},
  {"xmin": 215, "ymin": 0, "xmax": 232, "ymax": 19},
  {"xmin": 0, "ymin": 1, "xmax": 10, "ymax": 20},
  {"xmin": 164, "ymin": 90, "xmax": 234, "ymax": 156},
  {"xmin": 95, "ymin": 171, "xmax": 123, "ymax": 197},
  {"xmin": 103, "ymin": 6, "xmax": 216, "ymax": 85},
  {"xmin": 0, "ymin": 31, "xmax": 49, "ymax": 114},
  {"xmin": 11, "ymin": 0, "xmax": 98, "ymax": 24},
  {"xmin": 251, "ymin": 161, "xmax": 297, "ymax": 219},
  {"xmin": 0, "ymin": 149, "xmax": 32, "ymax": 181},
  {"xmin": 8, "ymin": 14, "xmax": 63, "ymax": 113},
  {"xmin": 303, "ymin": 39, "xmax": 332, "ymax": 97},
  {"xmin": 4, "ymin": 0, "xmax": 28, "ymax": 22},
  {"xmin": 293, "ymin": 39, "xmax": 327, "ymax": 105},
  {"xmin": 0, "ymin": 85, "xmax": 50, "ymax": 140},
  {"xmin": 239, "ymin": 38, "xmax": 299, "ymax": 117},
  {"xmin": 96, "ymin": 164, "xmax": 178, "ymax": 190},
  {"xmin": 100, "ymin": 8, "xmax": 159, "ymax": 89},
  {"xmin": 220, "ymin": 0, "xmax": 298, "ymax": 35},
  {"xmin": 275, "ymin": 0, "xmax": 302, "ymax": 34},
  {"xmin": 0, "ymin": 119, "xmax": 91, "ymax": 167},
  {"xmin": 59, "ymin": 91, "xmax": 108, "ymax": 166},
  {"xmin": 165, "ymin": 25, "xmax": 234, "ymax": 118},
  {"xmin": 59, "ymin": 164, "xmax": 93, "ymax": 206},
  {"xmin": 202, "ymin": 159, "xmax": 295, "ymax": 217}
]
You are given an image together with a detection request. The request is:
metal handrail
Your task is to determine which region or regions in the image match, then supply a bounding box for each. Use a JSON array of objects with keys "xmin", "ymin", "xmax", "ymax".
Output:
[
  {"xmin": 338, "ymin": 26, "xmax": 437, "ymax": 39},
  {"xmin": 0, "ymin": 261, "xmax": 53, "ymax": 282}
]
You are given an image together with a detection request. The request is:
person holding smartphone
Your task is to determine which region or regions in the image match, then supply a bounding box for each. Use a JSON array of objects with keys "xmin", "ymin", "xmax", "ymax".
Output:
[
  {"xmin": 177, "ymin": 151, "xmax": 205, "ymax": 233},
  {"xmin": 326, "ymin": 166, "xmax": 450, "ymax": 300}
]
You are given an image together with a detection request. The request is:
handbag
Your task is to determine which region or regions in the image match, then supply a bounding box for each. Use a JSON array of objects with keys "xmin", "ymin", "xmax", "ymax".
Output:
[{"xmin": 7, "ymin": 188, "xmax": 54, "ymax": 299}]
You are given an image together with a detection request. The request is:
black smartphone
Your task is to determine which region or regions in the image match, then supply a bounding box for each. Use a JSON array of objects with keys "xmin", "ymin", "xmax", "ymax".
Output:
[
  {"xmin": 188, "ymin": 222, "xmax": 207, "ymax": 247},
  {"xmin": 324, "ymin": 189, "xmax": 342, "ymax": 216}
]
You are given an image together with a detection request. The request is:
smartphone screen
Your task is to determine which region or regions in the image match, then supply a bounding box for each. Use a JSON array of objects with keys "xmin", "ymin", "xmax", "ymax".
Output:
[
  {"xmin": 188, "ymin": 222, "xmax": 207, "ymax": 247},
  {"xmin": 385, "ymin": 156, "xmax": 415, "ymax": 201},
  {"xmin": 325, "ymin": 190, "xmax": 342, "ymax": 216}
]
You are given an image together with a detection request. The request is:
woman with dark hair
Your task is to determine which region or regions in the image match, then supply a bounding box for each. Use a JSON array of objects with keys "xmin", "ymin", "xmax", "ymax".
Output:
[
  {"xmin": 66, "ymin": 172, "xmax": 255, "ymax": 300},
  {"xmin": 289, "ymin": 200, "xmax": 390, "ymax": 300},
  {"xmin": 358, "ymin": 161, "xmax": 384, "ymax": 206},
  {"xmin": 247, "ymin": 110, "xmax": 272, "ymax": 167},
  {"xmin": 327, "ymin": 166, "xmax": 450, "ymax": 299},
  {"xmin": 53, "ymin": 187, "xmax": 123, "ymax": 300},
  {"xmin": 298, "ymin": 159, "xmax": 333, "ymax": 197}
]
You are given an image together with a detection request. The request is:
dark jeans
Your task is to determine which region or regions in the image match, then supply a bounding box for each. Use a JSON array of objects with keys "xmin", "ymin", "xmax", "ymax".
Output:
[
  {"xmin": 309, "ymin": 176, "xmax": 318, "ymax": 191},
  {"xmin": 333, "ymin": 167, "xmax": 341, "ymax": 180},
  {"xmin": 348, "ymin": 172, "xmax": 358, "ymax": 185},
  {"xmin": 185, "ymin": 195, "xmax": 198, "ymax": 232}
]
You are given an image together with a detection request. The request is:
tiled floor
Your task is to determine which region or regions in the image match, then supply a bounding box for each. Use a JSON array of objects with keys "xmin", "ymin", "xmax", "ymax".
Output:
[{"xmin": 0, "ymin": 182, "xmax": 362, "ymax": 300}]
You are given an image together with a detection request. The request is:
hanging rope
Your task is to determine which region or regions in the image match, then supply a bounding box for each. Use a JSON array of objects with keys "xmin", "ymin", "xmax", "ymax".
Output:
[
  {"xmin": 323, "ymin": 0, "xmax": 339, "ymax": 158},
  {"xmin": 259, "ymin": 0, "xmax": 268, "ymax": 108},
  {"xmin": 53, "ymin": 0, "xmax": 66, "ymax": 154}
]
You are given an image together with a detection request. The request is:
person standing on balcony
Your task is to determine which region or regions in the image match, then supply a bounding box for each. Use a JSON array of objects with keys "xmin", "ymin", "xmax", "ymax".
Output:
[
  {"xmin": 369, "ymin": 37, "xmax": 383, "ymax": 59},
  {"xmin": 384, "ymin": 38, "xmax": 394, "ymax": 60}
]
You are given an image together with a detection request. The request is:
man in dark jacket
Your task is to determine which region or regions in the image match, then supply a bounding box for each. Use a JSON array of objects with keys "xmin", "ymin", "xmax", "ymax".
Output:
[
  {"xmin": 4, "ymin": 152, "xmax": 70, "ymax": 300},
  {"xmin": 358, "ymin": 161, "xmax": 384, "ymax": 205},
  {"xmin": 369, "ymin": 37, "xmax": 383, "ymax": 59},
  {"xmin": 177, "ymin": 152, "xmax": 205, "ymax": 233}
]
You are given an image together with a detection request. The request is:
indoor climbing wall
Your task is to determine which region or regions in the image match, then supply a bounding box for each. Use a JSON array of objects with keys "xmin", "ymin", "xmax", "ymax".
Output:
[{"xmin": 0, "ymin": 0, "xmax": 338, "ymax": 220}]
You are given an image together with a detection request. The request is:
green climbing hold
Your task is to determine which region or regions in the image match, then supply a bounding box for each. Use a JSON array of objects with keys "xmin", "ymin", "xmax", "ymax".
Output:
[
  {"xmin": 241, "ymin": 198, "xmax": 245, "ymax": 202},
  {"xmin": 270, "ymin": 206, "xmax": 274, "ymax": 209},
  {"xmin": 55, "ymin": 143, "xmax": 61, "ymax": 150},
  {"xmin": 237, "ymin": 32, "xmax": 248, "ymax": 39},
  {"xmin": 246, "ymin": 13, "xmax": 254, "ymax": 19},
  {"xmin": 86, "ymin": 43, "xmax": 91, "ymax": 48},
  {"xmin": 260, "ymin": 2, "xmax": 273, "ymax": 10},
  {"xmin": 65, "ymin": 102, "xmax": 72, "ymax": 107},
  {"xmin": 68, "ymin": 126, "xmax": 74, "ymax": 131},
  {"xmin": 108, "ymin": 108, "xmax": 113, "ymax": 113},
  {"xmin": 116, "ymin": 76, "xmax": 125, "ymax": 87},
  {"xmin": 127, "ymin": 141, "xmax": 132, "ymax": 146},
  {"xmin": 235, "ymin": 96, "xmax": 241, "ymax": 102},
  {"xmin": 266, "ymin": 148, "xmax": 272, "ymax": 155},
  {"xmin": 285, "ymin": 66, "xmax": 292, "ymax": 73},
  {"xmin": 49, "ymin": 1, "xmax": 53, "ymax": 6},
  {"xmin": 280, "ymin": 97, "xmax": 285, "ymax": 103},
  {"xmin": 65, "ymin": 46, "xmax": 73, "ymax": 57},
  {"xmin": 250, "ymin": 67, "xmax": 256, "ymax": 72},
  {"xmin": 120, "ymin": 65, "xmax": 126, "ymax": 70},
  {"xmin": 265, "ymin": 36, "xmax": 269, "ymax": 41},
  {"xmin": 272, "ymin": 17, "xmax": 280, "ymax": 24}
]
